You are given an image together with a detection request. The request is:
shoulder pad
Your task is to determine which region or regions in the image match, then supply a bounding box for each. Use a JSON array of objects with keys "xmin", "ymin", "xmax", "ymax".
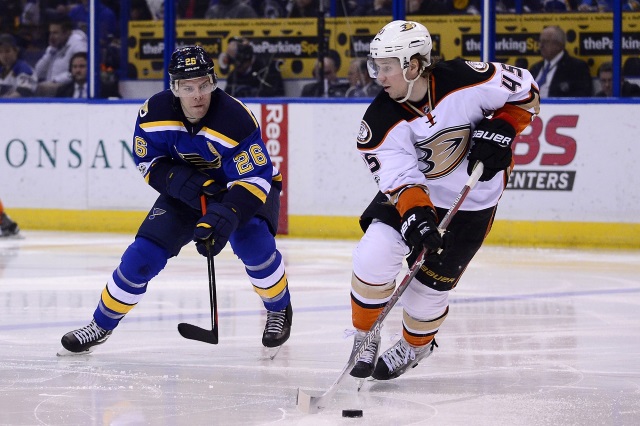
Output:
[
  {"xmin": 431, "ymin": 59, "xmax": 496, "ymax": 102},
  {"xmin": 357, "ymin": 95, "xmax": 414, "ymax": 151},
  {"xmin": 137, "ymin": 90, "xmax": 176, "ymax": 123}
]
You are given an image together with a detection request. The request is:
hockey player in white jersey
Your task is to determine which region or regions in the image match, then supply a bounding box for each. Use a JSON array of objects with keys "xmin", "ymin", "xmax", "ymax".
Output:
[{"xmin": 349, "ymin": 20, "xmax": 540, "ymax": 380}]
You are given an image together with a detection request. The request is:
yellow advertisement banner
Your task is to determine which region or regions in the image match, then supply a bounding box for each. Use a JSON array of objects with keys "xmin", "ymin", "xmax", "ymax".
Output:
[{"xmin": 127, "ymin": 13, "xmax": 640, "ymax": 80}]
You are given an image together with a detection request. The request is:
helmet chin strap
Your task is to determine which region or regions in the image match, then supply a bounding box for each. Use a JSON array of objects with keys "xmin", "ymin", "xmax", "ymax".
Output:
[{"xmin": 394, "ymin": 67, "xmax": 423, "ymax": 103}]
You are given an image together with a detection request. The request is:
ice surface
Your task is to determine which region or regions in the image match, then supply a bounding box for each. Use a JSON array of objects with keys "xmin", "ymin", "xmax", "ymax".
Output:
[{"xmin": 1, "ymin": 232, "xmax": 639, "ymax": 425}]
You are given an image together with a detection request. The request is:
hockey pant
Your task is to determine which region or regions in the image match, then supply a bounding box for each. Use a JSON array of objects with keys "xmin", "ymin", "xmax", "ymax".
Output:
[
  {"xmin": 350, "ymin": 206, "xmax": 493, "ymax": 347},
  {"xmin": 93, "ymin": 193, "xmax": 290, "ymax": 330}
]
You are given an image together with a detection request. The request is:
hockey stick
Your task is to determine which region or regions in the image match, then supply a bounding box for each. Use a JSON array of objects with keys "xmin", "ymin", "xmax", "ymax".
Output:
[
  {"xmin": 296, "ymin": 162, "xmax": 485, "ymax": 414},
  {"xmin": 177, "ymin": 196, "xmax": 219, "ymax": 344}
]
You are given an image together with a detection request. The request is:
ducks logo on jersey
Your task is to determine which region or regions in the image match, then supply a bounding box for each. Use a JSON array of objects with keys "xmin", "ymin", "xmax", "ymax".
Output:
[
  {"xmin": 415, "ymin": 124, "xmax": 471, "ymax": 178},
  {"xmin": 465, "ymin": 61, "xmax": 490, "ymax": 73},
  {"xmin": 357, "ymin": 120, "xmax": 372, "ymax": 145}
]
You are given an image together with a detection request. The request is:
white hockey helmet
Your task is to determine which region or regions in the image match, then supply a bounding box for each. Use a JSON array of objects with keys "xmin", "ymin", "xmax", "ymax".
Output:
[{"xmin": 369, "ymin": 20, "xmax": 432, "ymax": 72}]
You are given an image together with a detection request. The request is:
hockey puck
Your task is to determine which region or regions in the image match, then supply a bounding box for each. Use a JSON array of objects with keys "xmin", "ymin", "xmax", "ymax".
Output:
[{"xmin": 342, "ymin": 409, "xmax": 363, "ymax": 418}]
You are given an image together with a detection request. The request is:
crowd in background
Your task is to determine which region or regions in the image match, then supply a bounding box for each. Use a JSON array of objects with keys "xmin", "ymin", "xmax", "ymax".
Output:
[{"xmin": 0, "ymin": 0, "xmax": 639, "ymax": 99}]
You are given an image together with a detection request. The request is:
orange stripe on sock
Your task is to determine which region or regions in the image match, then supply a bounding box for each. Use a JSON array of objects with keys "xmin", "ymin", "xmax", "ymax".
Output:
[
  {"xmin": 403, "ymin": 330, "xmax": 435, "ymax": 347},
  {"xmin": 351, "ymin": 299, "xmax": 383, "ymax": 331}
]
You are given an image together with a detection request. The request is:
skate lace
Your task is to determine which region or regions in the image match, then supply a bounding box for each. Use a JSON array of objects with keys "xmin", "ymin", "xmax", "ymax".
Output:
[
  {"xmin": 354, "ymin": 335, "xmax": 379, "ymax": 363},
  {"xmin": 265, "ymin": 309, "xmax": 286, "ymax": 333},
  {"xmin": 382, "ymin": 340, "xmax": 416, "ymax": 372},
  {"xmin": 73, "ymin": 321, "xmax": 106, "ymax": 344}
]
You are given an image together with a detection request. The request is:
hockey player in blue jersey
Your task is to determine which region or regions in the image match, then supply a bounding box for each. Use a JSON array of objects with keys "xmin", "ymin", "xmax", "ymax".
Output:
[{"xmin": 58, "ymin": 45, "xmax": 292, "ymax": 355}]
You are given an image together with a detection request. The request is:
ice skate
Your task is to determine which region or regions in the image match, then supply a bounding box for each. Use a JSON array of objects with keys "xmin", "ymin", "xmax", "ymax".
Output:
[
  {"xmin": 372, "ymin": 338, "xmax": 437, "ymax": 380},
  {"xmin": 57, "ymin": 319, "xmax": 112, "ymax": 356},
  {"xmin": 262, "ymin": 302, "xmax": 292, "ymax": 358},
  {"xmin": 349, "ymin": 330, "xmax": 381, "ymax": 381},
  {"xmin": 0, "ymin": 212, "xmax": 21, "ymax": 238}
]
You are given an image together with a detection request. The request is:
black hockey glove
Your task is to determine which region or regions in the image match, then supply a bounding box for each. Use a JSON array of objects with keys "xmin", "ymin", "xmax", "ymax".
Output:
[
  {"xmin": 467, "ymin": 118, "xmax": 516, "ymax": 182},
  {"xmin": 166, "ymin": 165, "xmax": 223, "ymax": 210},
  {"xmin": 400, "ymin": 206, "xmax": 442, "ymax": 251},
  {"xmin": 193, "ymin": 202, "xmax": 240, "ymax": 256}
]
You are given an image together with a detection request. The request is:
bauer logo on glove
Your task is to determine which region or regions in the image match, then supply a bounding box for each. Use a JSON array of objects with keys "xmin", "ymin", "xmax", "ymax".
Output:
[{"xmin": 471, "ymin": 128, "xmax": 513, "ymax": 147}]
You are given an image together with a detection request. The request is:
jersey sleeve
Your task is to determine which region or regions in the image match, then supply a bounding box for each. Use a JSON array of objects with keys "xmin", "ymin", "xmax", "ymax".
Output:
[
  {"xmin": 14, "ymin": 62, "xmax": 37, "ymax": 96},
  {"xmin": 199, "ymin": 96, "xmax": 273, "ymax": 224},
  {"xmin": 218, "ymin": 126, "xmax": 273, "ymax": 224},
  {"xmin": 357, "ymin": 101, "xmax": 433, "ymax": 216},
  {"xmin": 130, "ymin": 96, "xmax": 182, "ymax": 199},
  {"xmin": 131, "ymin": 97, "xmax": 174, "ymax": 182},
  {"xmin": 477, "ymin": 62, "xmax": 540, "ymax": 134}
]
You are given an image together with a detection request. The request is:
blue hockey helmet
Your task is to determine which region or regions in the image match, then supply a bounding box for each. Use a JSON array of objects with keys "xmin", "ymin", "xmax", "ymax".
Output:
[{"xmin": 168, "ymin": 45, "xmax": 217, "ymax": 96}]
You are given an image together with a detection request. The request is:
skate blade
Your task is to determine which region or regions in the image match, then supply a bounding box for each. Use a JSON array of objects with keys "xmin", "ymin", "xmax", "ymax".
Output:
[
  {"xmin": 262, "ymin": 345, "xmax": 282, "ymax": 360},
  {"xmin": 56, "ymin": 346, "xmax": 94, "ymax": 356},
  {"xmin": 0, "ymin": 233, "xmax": 24, "ymax": 239}
]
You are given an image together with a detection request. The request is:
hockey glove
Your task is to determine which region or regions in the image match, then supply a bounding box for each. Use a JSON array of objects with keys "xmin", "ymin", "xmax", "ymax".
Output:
[
  {"xmin": 166, "ymin": 165, "xmax": 223, "ymax": 210},
  {"xmin": 400, "ymin": 206, "xmax": 442, "ymax": 251},
  {"xmin": 467, "ymin": 118, "xmax": 516, "ymax": 182},
  {"xmin": 193, "ymin": 202, "xmax": 240, "ymax": 256}
]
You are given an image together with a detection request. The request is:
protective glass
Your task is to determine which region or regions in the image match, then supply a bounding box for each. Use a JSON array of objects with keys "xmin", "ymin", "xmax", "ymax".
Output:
[
  {"xmin": 172, "ymin": 77, "xmax": 217, "ymax": 98},
  {"xmin": 367, "ymin": 56, "xmax": 403, "ymax": 79}
]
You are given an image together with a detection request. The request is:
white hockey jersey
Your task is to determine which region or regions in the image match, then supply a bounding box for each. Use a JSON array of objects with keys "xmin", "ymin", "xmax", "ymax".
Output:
[{"xmin": 356, "ymin": 58, "xmax": 540, "ymax": 212}]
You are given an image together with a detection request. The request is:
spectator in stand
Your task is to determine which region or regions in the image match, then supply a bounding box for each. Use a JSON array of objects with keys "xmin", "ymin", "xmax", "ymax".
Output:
[
  {"xmin": 407, "ymin": 0, "xmax": 454, "ymax": 14},
  {"xmin": 250, "ymin": 0, "xmax": 300, "ymax": 18},
  {"xmin": 68, "ymin": 0, "xmax": 119, "ymax": 42},
  {"xmin": 492, "ymin": 0, "xmax": 543, "ymax": 11},
  {"xmin": 205, "ymin": 0, "xmax": 258, "ymax": 18},
  {"xmin": 20, "ymin": 1, "xmax": 41, "ymax": 27},
  {"xmin": 529, "ymin": 25, "xmax": 592, "ymax": 98},
  {"xmin": 178, "ymin": 0, "xmax": 211, "ymax": 17},
  {"xmin": 0, "ymin": 33, "xmax": 37, "ymax": 97},
  {"xmin": 219, "ymin": 37, "xmax": 284, "ymax": 97},
  {"xmin": 42, "ymin": 1, "xmax": 76, "ymax": 18},
  {"xmin": 301, "ymin": 50, "xmax": 350, "ymax": 97},
  {"xmin": 34, "ymin": 15, "xmax": 87, "ymax": 96},
  {"xmin": 540, "ymin": 0, "xmax": 573, "ymax": 10},
  {"xmin": 289, "ymin": 0, "xmax": 320, "ymax": 17},
  {"xmin": 345, "ymin": 57, "xmax": 381, "ymax": 98},
  {"xmin": 577, "ymin": 0, "xmax": 640, "ymax": 11},
  {"xmin": 56, "ymin": 51, "xmax": 87, "ymax": 98},
  {"xmin": 366, "ymin": 0, "xmax": 393, "ymax": 15},
  {"xmin": 55, "ymin": 51, "xmax": 120, "ymax": 98},
  {"xmin": 0, "ymin": 1, "xmax": 22, "ymax": 33},
  {"xmin": 594, "ymin": 61, "xmax": 640, "ymax": 97},
  {"xmin": 130, "ymin": 0, "xmax": 153, "ymax": 19}
]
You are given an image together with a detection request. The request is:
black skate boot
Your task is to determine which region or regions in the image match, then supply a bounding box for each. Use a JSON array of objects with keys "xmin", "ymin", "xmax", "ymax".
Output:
[
  {"xmin": 57, "ymin": 319, "xmax": 112, "ymax": 356},
  {"xmin": 262, "ymin": 302, "xmax": 292, "ymax": 348},
  {"xmin": 372, "ymin": 338, "xmax": 437, "ymax": 380},
  {"xmin": 349, "ymin": 330, "xmax": 381, "ymax": 379},
  {"xmin": 0, "ymin": 212, "xmax": 20, "ymax": 238}
]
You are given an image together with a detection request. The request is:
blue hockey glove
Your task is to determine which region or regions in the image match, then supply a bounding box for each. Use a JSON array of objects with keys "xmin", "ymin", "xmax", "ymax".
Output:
[
  {"xmin": 166, "ymin": 165, "xmax": 223, "ymax": 210},
  {"xmin": 400, "ymin": 206, "xmax": 442, "ymax": 251},
  {"xmin": 193, "ymin": 202, "xmax": 240, "ymax": 256},
  {"xmin": 467, "ymin": 118, "xmax": 516, "ymax": 182}
]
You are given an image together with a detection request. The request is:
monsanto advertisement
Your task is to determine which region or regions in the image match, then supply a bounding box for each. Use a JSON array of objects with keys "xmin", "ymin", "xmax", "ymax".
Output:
[{"xmin": 127, "ymin": 13, "xmax": 640, "ymax": 81}]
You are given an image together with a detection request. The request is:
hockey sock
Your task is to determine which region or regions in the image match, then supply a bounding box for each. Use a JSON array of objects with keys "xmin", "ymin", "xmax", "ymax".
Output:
[{"xmin": 93, "ymin": 237, "xmax": 169, "ymax": 329}]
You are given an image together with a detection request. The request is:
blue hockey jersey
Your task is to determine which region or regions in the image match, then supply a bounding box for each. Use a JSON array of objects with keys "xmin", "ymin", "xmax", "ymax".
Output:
[{"xmin": 132, "ymin": 88, "xmax": 281, "ymax": 222}]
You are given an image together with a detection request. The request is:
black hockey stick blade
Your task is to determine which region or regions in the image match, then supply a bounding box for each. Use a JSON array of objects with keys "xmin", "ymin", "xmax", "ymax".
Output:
[{"xmin": 177, "ymin": 322, "xmax": 219, "ymax": 344}]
